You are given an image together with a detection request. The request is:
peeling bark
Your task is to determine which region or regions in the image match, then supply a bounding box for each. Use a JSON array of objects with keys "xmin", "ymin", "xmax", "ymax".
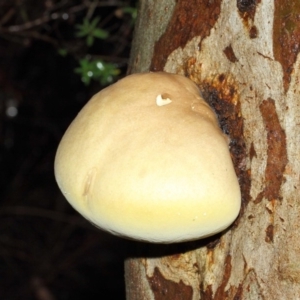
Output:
[
  {"xmin": 147, "ymin": 268, "xmax": 193, "ymax": 300},
  {"xmin": 126, "ymin": 0, "xmax": 300, "ymax": 298},
  {"xmin": 259, "ymin": 98, "xmax": 287, "ymax": 201}
]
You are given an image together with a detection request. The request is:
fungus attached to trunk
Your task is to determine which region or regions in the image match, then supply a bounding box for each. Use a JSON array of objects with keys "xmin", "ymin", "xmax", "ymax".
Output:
[{"xmin": 54, "ymin": 72, "xmax": 241, "ymax": 243}]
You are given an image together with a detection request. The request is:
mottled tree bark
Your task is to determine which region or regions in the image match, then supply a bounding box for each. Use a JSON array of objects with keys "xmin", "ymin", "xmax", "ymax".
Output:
[{"xmin": 125, "ymin": 0, "xmax": 300, "ymax": 298}]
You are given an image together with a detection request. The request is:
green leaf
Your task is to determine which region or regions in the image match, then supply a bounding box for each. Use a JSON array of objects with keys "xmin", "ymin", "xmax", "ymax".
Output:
[
  {"xmin": 122, "ymin": 6, "xmax": 137, "ymax": 20},
  {"xmin": 90, "ymin": 17, "xmax": 100, "ymax": 29},
  {"xmin": 86, "ymin": 35, "xmax": 94, "ymax": 47},
  {"xmin": 75, "ymin": 29, "xmax": 88, "ymax": 37},
  {"xmin": 58, "ymin": 48, "xmax": 68, "ymax": 57},
  {"xmin": 75, "ymin": 17, "xmax": 108, "ymax": 43},
  {"xmin": 92, "ymin": 28, "xmax": 109, "ymax": 39},
  {"xmin": 83, "ymin": 18, "xmax": 89, "ymax": 27}
]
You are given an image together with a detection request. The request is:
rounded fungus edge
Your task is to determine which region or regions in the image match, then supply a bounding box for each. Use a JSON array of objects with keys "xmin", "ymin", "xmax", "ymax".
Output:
[{"xmin": 54, "ymin": 72, "xmax": 241, "ymax": 243}]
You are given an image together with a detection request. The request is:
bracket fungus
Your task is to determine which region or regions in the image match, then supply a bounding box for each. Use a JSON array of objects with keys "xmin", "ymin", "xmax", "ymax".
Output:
[{"xmin": 54, "ymin": 72, "xmax": 241, "ymax": 243}]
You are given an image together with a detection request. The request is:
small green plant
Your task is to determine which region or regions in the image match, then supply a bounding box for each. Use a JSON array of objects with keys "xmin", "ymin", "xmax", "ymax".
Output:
[
  {"xmin": 73, "ymin": 16, "xmax": 120, "ymax": 86},
  {"xmin": 122, "ymin": 6, "xmax": 137, "ymax": 22},
  {"xmin": 75, "ymin": 57, "xmax": 120, "ymax": 86},
  {"xmin": 75, "ymin": 17, "xmax": 109, "ymax": 46}
]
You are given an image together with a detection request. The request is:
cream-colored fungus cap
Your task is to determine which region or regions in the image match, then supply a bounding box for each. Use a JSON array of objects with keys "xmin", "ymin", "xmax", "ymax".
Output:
[{"xmin": 54, "ymin": 72, "xmax": 241, "ymax": 243}]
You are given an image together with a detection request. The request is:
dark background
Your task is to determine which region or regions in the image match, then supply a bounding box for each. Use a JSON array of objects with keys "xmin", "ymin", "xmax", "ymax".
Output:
[{"xmin": 0, "ymin": 1, "xmax": 136, "ymax": 299}]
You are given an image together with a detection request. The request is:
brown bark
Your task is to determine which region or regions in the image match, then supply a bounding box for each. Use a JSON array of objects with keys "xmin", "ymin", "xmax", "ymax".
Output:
[{"xmin": 125, "ymin": 0, "xmax": 300, "ymax": 298}]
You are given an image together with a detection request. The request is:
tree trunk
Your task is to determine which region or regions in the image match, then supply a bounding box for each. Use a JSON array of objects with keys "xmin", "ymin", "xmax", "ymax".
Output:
[{"xmin": 125, "ymin": 0, "xmax": 300, "ymax": 299}]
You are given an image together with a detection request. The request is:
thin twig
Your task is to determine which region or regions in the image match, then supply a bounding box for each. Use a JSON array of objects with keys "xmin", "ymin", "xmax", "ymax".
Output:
[
  {"xmin": 0, "ymin": 7, "xmax": 16, "ymax": 26},
  {"xmin": 1, "ymin": 3, "xmax": 88, "ymax": 33},
  {"xmin": 5, "ymin": 15, "xmax": 51, "ymax": 32},
  {"xmin": 86, "ymin": 0, "xmax": 99, "ymax": 19},
  {"xmin": 16, "ymin": 30, "xmax": 59, "ymax": 46},
  {"xmin": 31, "ymin": 277, "xmax": 56, "ymax": 300}
]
